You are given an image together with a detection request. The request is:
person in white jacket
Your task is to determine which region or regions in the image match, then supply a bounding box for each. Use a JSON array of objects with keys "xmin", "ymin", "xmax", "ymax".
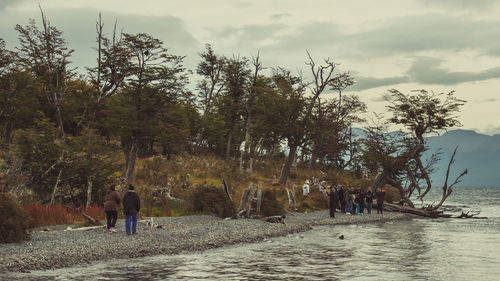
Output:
[{"xmin": 302, "ymin": 180, "xmax": 310, "ymax": 196}]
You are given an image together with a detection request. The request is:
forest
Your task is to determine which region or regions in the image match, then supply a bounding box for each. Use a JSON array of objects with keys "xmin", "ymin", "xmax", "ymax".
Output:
[{"xmin": 0, "ymin": 11, "xmax": 468, "ymax": 223}]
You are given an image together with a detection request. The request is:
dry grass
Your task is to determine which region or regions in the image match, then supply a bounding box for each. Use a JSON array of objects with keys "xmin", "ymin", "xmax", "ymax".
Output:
[{"xmin": 23, "ymin": 203, "xmax": 107, "ymax": 226}]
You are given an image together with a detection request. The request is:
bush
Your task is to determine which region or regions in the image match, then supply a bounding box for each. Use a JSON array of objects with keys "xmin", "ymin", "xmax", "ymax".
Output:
[
  {"xmin": 260, "ymin": 189, "xmax": 285, "ymax": 217},
  {"xmin": 301, "ymin": 189, "xmax": 329, "ymax": 210},
  {"xmin": 187, "ymin": 184, "xmax": 236, "ymax": 218},
  {"xmin": 0, "ymin": 193, "xmax": 35, "ymax": 243}
]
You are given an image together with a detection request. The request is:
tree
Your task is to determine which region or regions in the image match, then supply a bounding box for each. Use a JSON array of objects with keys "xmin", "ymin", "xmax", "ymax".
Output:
[
  {"xmin": 368, "ymin": 89, "xmax": 467, "ymax": 209},
  {"xmin": 196, "ymin": 44, "xmax": 226, "ymax": 116},
  {"xmin": 219, "ymin": 56, "xmax": 251, "ymax": 158},
  {"xmin": 277, "ymin": 52, "xmax": 352, "ymax": 185},
  {"xmin": 305, "ymin": 94, "xmax": 366, "ymax": 169},
  {"xmin": 103, "ymin": 33, "xmax": 188, "ymax": 183},
  {"xmin": 15, "ymin": 9, "xmax": 75, "ymax": 142}
]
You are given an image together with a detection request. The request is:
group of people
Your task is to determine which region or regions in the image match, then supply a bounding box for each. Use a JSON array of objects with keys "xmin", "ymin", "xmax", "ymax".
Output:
[
  {"xmin": 303, "ymin": 180, "xmax": 386, "ymax": 218},
  {"xmin": 103, "ymin": 184, "xmax": 141, "ymax": 235}
]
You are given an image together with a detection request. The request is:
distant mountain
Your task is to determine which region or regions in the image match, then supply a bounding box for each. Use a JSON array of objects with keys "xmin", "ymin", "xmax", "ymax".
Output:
[
  {"xmin": 350, "ymin": 128, "xmax": 500, "ymax": 187},
  {"xmin": 425, "ymin": 130, "xmax": 500, "ymax": 187}
]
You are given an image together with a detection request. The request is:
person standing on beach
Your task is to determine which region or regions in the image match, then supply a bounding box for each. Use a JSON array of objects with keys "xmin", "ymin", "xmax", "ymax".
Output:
[
  {"xmin": 103, "ymin": 184, "xmax": 121, "ymax": 233},
  {"xmin": 365, "ymin": 187, "xmax": 373, "ymax": 214},
  {"xmin": 303, "ymin": 180, "xmax": 310, "ymax": 197},
  {"xmin": 327, "ymin": 184, "xmax": 338, "ymax": 218},
  {"xmin": 345, "ymin": 188, "xmax": 352, "ymax": 215},
  {"xmin": 123, "ymin": 184, "xmax": 141, "ymax": 235},
  {"xmin": 359, "ymin": 189, "xmax": 365, "ymax": 214},
  {"xmin": 376, "ymin": 188, "xmax": 386, "ymax": 214},
  {"xmin": 338, "ymin": 185, "xmax": 345, "ymax": 213}
]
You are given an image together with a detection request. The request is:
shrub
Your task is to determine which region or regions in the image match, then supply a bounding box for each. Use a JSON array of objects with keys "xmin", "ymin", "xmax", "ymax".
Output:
[
  {"xmin": 302, "ymin": 189, "xmax": 329, "ymax": 210},
  {"xmin": 0, "ymin": 192, "xmax": 35, "ymax": 243},
  {"xmin": 260, "ymin": 189, "xmax": 285, "ymax": 217},
  {"xmin": 187, "ymin": 184, "xmax": 236, "ymax": 218}
]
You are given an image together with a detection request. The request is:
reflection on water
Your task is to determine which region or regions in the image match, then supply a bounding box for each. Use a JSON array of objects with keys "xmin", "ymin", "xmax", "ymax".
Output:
[{"xmin": 4, "ymin": 187, "xmax": 500, "ymax": 281}]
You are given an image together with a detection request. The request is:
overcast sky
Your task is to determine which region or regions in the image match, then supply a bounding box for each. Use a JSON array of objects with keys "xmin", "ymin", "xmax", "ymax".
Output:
[{"xmin": 1, "ymin": 0, "xmax": 500, "ymax": 135}]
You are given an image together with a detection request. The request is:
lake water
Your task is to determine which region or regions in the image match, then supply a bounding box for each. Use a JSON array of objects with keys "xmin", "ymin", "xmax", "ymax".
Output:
[{"xmin": 6, "ymin": 187, "xmax": 500, "ymax": 280}]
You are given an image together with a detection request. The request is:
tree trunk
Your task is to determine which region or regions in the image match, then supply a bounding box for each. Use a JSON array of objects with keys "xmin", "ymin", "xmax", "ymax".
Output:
[
  {"xmin": 278, "ymin": 143, "xmax": 298, "ymax": 185},
  {"xmin": 86, "ymin": 175, "xmax": 93, "ymax": 207},
  {"xmin": 50, "ymin": 169, "xmax": 63, "ymax": 205},
  {"xmin": 225, "ymin": 123, "xmax": 234, "ymax": 159},
  {"xmin": 126, "ymin": 140, "xmax": 138, "ymax": 183}
]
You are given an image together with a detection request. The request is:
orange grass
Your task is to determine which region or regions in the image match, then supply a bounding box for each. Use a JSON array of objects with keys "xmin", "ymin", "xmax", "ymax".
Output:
[{"xmin": 23, "ymin": 203, "xmax": 107, "ymax": 226}]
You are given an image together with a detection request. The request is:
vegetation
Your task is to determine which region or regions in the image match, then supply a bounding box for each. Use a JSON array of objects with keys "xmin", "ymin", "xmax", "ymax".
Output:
[
  {"xmin": 0, "ymin": 10, "xmax": 467, "ymax": 230},
  {"xmin": 0, "ymin": 193, "xmax": 34, "ymax": 243}
]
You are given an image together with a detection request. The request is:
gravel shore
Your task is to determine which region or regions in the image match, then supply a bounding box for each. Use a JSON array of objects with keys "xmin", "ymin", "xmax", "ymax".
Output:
[{"xmin": 0, "ymin": 211, "xmax": 413, "ymax": 272}]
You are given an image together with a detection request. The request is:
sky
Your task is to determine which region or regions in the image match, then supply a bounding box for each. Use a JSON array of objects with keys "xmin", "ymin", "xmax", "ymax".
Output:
[{"xmin": 1, "ymin": 0, "xmax": 500, "ymax": 135}]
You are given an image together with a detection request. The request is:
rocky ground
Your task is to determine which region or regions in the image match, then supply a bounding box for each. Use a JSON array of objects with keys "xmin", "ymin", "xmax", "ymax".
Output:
[{"xmin": 0, "ymin": 211, "xmax": 413, "ymax": 272}]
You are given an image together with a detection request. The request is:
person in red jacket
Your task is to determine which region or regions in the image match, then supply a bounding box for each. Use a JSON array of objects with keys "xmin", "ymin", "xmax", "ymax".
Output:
[
  {"xmin": 103, "ymin": 184, "xmax": 121, "ymax": 233},
  {"xmin": 123, "ymin": 184, "xmax": 141, "ymax": 235}
]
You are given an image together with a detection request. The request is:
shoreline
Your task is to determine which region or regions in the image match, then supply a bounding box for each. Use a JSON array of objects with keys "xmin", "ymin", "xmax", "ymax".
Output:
[{"xmin": 0, "ymin": 211, "xmax": 414, "ymax": 272}]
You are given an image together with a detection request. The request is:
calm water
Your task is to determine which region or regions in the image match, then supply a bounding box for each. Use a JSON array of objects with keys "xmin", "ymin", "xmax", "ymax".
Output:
[{"xmin": 5, "ymin": 187, "xmax": 500, "ymax": 281}]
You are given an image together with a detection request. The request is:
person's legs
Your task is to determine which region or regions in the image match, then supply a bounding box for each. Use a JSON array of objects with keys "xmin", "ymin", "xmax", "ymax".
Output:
[
  {"xmin": 329, "ymin": 200, "xmax": 335, "ymax": 218},
  {"xmin": 360, "ymin": 201, "xmax": 364, "ymax": 214},
  {"xmin": 367, "ymin": 202, "xmax": 372, "ymax": 214},
  {"xmin": 111, "ymin": 211, "xmax": 117, "ymax": 228},
  {"xmin": 105, "ymin": 211, "xmax": 112, "ymax": 230},
  {"xmin": 125, "ymin": 215, "xmax": 132, "ymax": 234},
  {"xmin": 132, "ymin": 213, "xmax": 138, "ymax": 233}
]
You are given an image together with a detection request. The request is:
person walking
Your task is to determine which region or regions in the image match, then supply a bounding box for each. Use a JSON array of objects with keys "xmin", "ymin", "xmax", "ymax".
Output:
[
  {"xmin": 103, "ymin": 184, "xmax": 121, "ymax": 233},
  {"xmin": 327, "ymin": 184, "xmax": 338, "ymax": 218},
  {"xmin": 376, "ymin": 188, "xmax": 386, "ymax": 214},
  {"xmin": 123, "ymin": 184, "xmax": 141, "ymax": 235},
  {"xmin": 365, "ymin": 187, "xmax": 373, "ymax": 214}
]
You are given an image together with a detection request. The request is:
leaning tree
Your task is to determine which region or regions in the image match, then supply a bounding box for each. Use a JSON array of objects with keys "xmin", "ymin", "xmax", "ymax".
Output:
[{"xmin": 367, "ymin": 89, "xmax": 467, "ymax": 213}]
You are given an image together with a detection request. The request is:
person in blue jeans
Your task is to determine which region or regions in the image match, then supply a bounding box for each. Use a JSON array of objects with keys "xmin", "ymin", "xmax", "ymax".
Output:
[{"xmin": 123, "ymin": 184, "xmax": 141, "ymax": 235}]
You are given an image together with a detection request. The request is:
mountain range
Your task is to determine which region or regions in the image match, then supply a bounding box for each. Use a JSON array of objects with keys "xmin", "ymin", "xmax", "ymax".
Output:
[
  {"xmin": 351, "ymin": 128, "xmax": 500, "ymax": 187},
  {"xmin": 424, "ymin": 129, "xmax": 500, "ymax": 187}
]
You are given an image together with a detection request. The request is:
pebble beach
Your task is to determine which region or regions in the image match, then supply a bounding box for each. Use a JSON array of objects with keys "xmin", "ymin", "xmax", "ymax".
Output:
[{"xmin": 0, "ymin": 211, "xmax": 413, "ymax": 272}]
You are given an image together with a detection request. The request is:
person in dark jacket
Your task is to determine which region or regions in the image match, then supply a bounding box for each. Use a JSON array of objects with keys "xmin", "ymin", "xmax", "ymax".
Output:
[
  {"xmin": 123, "ymin": 184, "xmax": 141, "ymax": 235},
  {"xmin": 359, "ymin": 189, "xmax": 365, "ymax": 214},
  {"xmin": 365, "ymin": 187, "xmax": 373, "ymax": 214},
  {"xmin": 327, "ymin": 184, "xmax": 338, "ymax": 218},
  {"xmin": 338, "ymin": 185, "xmax": 346, "ymax": 213},
  {"xmin": 104, "ymin": 184, "xmax": 121, "ymax": 233},
  {"xmin": 376, "ymin": 188, "xmax": 386, "ymax": 214}
]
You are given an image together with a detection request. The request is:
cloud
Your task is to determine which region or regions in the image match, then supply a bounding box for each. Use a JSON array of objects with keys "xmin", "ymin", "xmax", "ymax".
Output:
[
  {"xmin": 370, "ymin": 93, "xmax": 394, "ymax": 102},
  {"xmin": 0, "ymin": 8, "xmax": 198, "ymax": 71},
  {"xmin": 210, "ymin": 23, "xmax": 286, "ymax": 42},
  {"xmin": 350, "ymin": 75, "xmax": 409, "ymax": 91},
  {"xmin": 475, "ymin": 98, "xmax": 498, "ymax": 103},
  {"xmin": 407, "ymin": 56, "xmax": 500, "ymax": 85},
  {"xmin": 418, "ymin": 0, "xmax": 497, "ymax": 10},
  {"xmin": 270, "ymin": 13, "xmax": 291, "ymax": 20},
  {"xmin": 0, "ymin": 0, "xmax": 21, "ymax": 10},
  {"xmin": 267, "ymin": 15, "xmax": 500, "ymax": 58}
]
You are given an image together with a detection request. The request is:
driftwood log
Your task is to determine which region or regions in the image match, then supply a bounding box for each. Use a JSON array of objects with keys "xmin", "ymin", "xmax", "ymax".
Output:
[
  {"xmin": 262, "ymin": 215, "xmax": 286, "ymax": 224},
  {"xmin": 383, "ymin": 203, "xmax": 486, "ymax": 219},
  {"xmin": 64, "ymin": 226, "xmax": 104, "ymax": 232},
  {"xmin": 455, "ymin": 211, "xmax": 487, "ymax": 219},
  {"xmin": 82, "ymin": 212, "xmax": 102, "ymax": 226}
]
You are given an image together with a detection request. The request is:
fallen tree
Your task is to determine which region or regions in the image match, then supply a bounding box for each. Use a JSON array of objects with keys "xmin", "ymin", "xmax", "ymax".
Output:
[{"xmin": 364, "ymin": 90, "xmax": 469, "ymax": 218}]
